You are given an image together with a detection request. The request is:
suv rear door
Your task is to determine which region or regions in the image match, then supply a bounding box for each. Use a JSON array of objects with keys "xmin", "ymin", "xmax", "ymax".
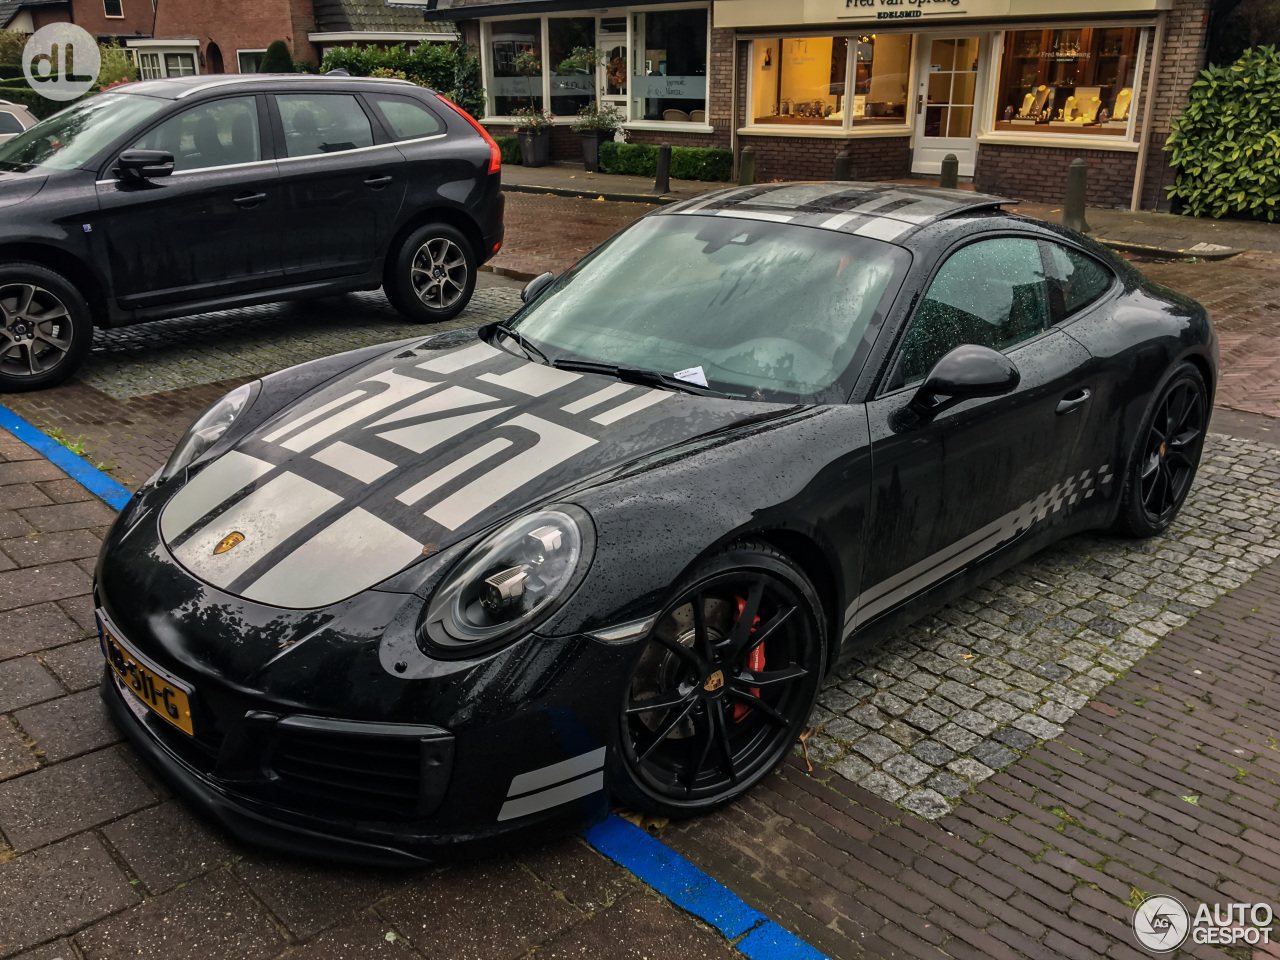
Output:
[
  {"xmin": 96, "ymin": 94, "xmax": 282, "ymax": 309},
  {"xmin": 268, "ymin": 91, "xmax": 407, "ymax": 282}
]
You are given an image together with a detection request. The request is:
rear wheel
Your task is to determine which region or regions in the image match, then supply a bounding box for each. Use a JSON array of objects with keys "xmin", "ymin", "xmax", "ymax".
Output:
[
  {"xmin": 0, "ymin": 263, "xmax": 93, "ymax": 393},
  {"xmin": 1115, "ymin": 362, "xmax": 1207, "ymax": 538},
  {"xmin": 385, "ymin": 223, "xmax": 476, "ymax": 324},
  {"xmin": 612, "ymin": 542, "xmax": 826, "ymax": 818}
]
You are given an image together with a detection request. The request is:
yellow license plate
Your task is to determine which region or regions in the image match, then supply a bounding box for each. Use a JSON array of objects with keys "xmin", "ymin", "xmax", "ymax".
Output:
[{"xmin": 102, "ymin": 624, "xmax": 194, "ymax": 737}]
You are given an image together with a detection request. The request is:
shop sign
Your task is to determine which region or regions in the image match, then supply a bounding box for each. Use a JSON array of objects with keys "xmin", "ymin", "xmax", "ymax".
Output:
[
  {"xmin": 715, "ymin": 0, "xmax": 1170, "ymax": 28},
  {"xmin": 551, "ymin": 74, "xmax": 596, "ymax": 95}
]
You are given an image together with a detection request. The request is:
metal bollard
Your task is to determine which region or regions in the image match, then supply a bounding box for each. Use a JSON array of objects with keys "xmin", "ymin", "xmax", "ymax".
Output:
[
  {"xmin": 652, "ymin": 143, "xmax": 671, "ymax": 195},
  {"xmin": 738, "ymin": 145, "xmax": 756, "ymax": 185},
  {"xmin": 1063, "ymin": 157, "xmax": 1091, "ymax": 233},
  {"xmin": 833, "ymin": 149, "xmax": 851, "ymax": 181},
  {"xmin": 939, "ymin": 153, "xmax": 959, "ymax": 190}
]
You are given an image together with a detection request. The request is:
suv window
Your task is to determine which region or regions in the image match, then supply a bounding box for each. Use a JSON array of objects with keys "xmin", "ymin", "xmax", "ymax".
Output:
[
  {"xmin": 371, "ymin": 96, "xmax": 442, "ymax": 140},
  {"xmin": 897, "ymin": 237, "xmax": 1051, "ymax": 386},
  {"xmin": 132, "ymin": 96, "xmax": 261, "ymax": 173},
  {"xmin": 1046, "ymin": 242, "xmax": 1113, "ymax": 318},
  {"xmin": 0, "ymin": 111, "xmax": 24, "ymax": 135},
  {"xmin": 276, "ymin": 94, "xmax": 374, "ymax": 157}
]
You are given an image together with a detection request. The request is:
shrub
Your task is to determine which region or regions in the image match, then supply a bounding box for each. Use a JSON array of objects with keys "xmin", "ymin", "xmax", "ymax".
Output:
[
  {"xmin": 293, "ymin": 59, "xmax": 318, "ymax": 74},
  {"xmin": 97, "ymin": 42, "xmax": 138, "ymax": 88},
  {"xmin": 1166, "ymin": 45, "xmax": 1280, "ymax": 220},
  {"xmin": 0, "ymin": 65, "xmax": 23, "ymax": 81},
  {"xmin": 320, "ymin": 42, "xmax": 455, "ymax": 92},
  {"xmin": 571, "ymin": 102, "xmax": 623, "ymax": 133},
  {"xmin": 0, "ymin": 31, "xmax": 28, "ymax": 66},
  {"xmin": 259, "ymin": 40, "xmax": 294, "ymax": 73},
  {"xmin": 0, "ymin": 86, "xmax": 61, "ymax": 119},
  {"xmin": 452, "ymin": 45, "xmax": 485, "ymax": 118},
  {"xmin": 597, "ymin": 142, "xmax": 732, "ymax": 182},
  {"xmin": 495, "ymin": 135, "xmax": 521, "ymax": 164}
]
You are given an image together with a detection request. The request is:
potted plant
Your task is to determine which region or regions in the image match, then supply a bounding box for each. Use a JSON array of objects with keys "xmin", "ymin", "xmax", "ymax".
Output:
[
  {"xmin": 513, "ymin": 106, "xmax": 555, "ymax": 167},
  {"xmin": 571, "ymin": 102, "xmax": 623, "ymax": 171}
]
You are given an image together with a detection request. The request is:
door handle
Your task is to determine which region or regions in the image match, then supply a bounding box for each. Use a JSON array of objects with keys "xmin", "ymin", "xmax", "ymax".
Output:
[
  {"xmin": 364, "ymin": 175, "xmax": 393, "ymax": 188},
  {"xmin": 1056, "ymin": 388, "xmax": 1091, "ymax": 415},
  {"xmin": 917, "ymin": 94, "xmax": 924, "ymax": 116},
  {"xmin": 231, "ymin": 192, "xmax": 267, "ymax": 207}
]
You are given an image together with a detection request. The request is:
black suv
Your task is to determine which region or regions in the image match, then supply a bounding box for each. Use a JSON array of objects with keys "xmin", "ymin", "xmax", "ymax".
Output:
[{"xmin": 0, "ymin": 74, "xmax": 505, "ymax": 392}]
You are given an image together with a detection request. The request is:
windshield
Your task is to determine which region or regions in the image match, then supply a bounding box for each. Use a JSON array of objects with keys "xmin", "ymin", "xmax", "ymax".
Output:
[
  {"xmin": 0, "ymin": 94, "xmax": 167, "ymax": 174},
  {"xmin": 509, "ymin": 215, "xmax": 908, "ymax": 403}
]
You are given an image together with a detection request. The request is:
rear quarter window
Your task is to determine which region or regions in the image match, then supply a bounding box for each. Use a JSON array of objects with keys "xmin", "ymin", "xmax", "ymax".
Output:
[
  {"xmin": 1047, "ymin": 242, "xmax": 1114, "ymax": 317},
  {"xmin": 371, "ymin": 96, "xmax": 443, "ymax": 141}
]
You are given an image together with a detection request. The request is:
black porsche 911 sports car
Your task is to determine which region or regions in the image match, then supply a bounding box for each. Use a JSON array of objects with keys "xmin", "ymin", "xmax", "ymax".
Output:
[{"xmin": 96, "ymin": 183, "xmax": 1217, "ymax": 865}]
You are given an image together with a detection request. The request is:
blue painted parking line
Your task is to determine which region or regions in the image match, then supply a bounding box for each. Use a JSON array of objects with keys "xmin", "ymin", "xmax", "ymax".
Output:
[
  {"xmin": 1, "ymin": 405, "xmax": 830, "ymax": 960},
  {"xmin": 0, "ymin": 405, "xmax": 133, "ymax": 510},
  {"xmin": 584, "ymin": 814, "xmax": 832, "ymax": 959}
]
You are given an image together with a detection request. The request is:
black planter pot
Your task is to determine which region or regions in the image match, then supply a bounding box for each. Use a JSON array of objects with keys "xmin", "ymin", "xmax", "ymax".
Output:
[
  {"xmin": 580, "ymin": 130, "xmax": 612, "ymax": 172},
  {"xmin": 517, "ymin": 129, "xmax": 550, "ymax": 167}
]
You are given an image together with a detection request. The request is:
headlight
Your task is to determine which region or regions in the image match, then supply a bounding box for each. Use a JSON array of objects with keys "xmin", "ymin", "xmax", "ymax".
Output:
[
  {"xmin": 160, "ymin": 381, "xmax": 259, "ymax": 480},
  {"xmin": 420, "ymin": 506, "xmax": 593, "ymax": 655}
]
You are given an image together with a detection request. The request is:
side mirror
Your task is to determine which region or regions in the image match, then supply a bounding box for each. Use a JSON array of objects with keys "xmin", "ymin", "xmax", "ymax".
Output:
[
  {"xmin": 521, "ymin": 271, "xmax": 554, "ymax": 304},
  {"xmin": 116, "ymin": 149, "xmax": 174, "ymax": 181},
  {"xmin": 909, "ymin": 344, "xmax": 1020, "ymax": 418}
]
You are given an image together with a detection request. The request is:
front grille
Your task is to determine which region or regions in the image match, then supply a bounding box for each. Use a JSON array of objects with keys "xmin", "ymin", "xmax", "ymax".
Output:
[{"xmin": 265, "ymin": 716, "xmax": 453, "ymax": 822}]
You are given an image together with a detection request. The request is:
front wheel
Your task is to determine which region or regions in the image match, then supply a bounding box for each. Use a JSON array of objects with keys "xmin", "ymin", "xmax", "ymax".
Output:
[
  {"xmin": 611, "ymin": 541, "xmax": 826, "ymax": 818},
  {"xmin": 0, "ymin": 263, "xmax": 93, "ymax": 393},
  {"xmin": 1115, "ymin": 362, "xmax": 1208, "ymax": 538},
  {"xmin": 385, "ymin": 223, "xmax": 477, "ymax": 324}
]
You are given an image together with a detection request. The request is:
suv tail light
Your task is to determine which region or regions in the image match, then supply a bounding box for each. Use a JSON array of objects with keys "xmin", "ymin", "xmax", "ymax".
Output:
[{"xmin": 436, "ymin": 95, "xmax": 501, "ymax": 175}]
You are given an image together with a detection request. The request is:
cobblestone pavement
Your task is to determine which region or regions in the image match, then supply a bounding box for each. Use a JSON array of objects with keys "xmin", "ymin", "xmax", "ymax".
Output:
[
  {"xmin": 800, "ymin": 435, "xmax": 1280, "ymax": 823},
  {"xmin": 489, "ymin": 190, "xmax": 657, "ymax": 279},
  {"xmin": 0, "ymin": 431, "xmax": 741, "ymax": 960}
]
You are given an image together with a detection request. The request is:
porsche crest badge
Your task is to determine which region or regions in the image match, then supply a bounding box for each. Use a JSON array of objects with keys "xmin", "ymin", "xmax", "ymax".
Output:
[
  {"xmin": 213, "ymin": 532, "xmax": 245, "ymax": 555},
  {"xmin": 703, "ymin": 670, "xmax": 725, "ymax": 692}
]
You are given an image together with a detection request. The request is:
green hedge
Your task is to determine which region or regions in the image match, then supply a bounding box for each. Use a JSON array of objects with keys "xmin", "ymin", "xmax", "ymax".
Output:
[
  {"xmin": 495, "ymin": 135, "xmax": 521, "ymax": 165},
  {"xmin": 0, "ymin": 64, "xmax": 23, "ymax": 81},
  {"xmin": 1166, "ymin": 46, "xmax": 1280, "ymax": 220},
  {"xmin": 0, "ymin": 86, "xmax": 61, "ymax": 119},
  {"xmin": 597, "ymin": 142, "xmax": 732, "ymax": 182}
]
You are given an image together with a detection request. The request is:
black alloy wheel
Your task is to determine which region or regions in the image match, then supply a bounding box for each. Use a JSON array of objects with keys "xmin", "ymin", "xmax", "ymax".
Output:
[
  {"xmin": 614, "ymin": 542, "xmax": 825, "ymax": 816},
  {"xmin": 1118, "ymin": 362, "xmax": 1207, "ymax": 537},
  {"xmin": 0, "ymin": 263, "xmax": 93, "ymax": 393},
  {"xmin": 385, "ymin": 223, "xmax": 477, "ymax": 324}
]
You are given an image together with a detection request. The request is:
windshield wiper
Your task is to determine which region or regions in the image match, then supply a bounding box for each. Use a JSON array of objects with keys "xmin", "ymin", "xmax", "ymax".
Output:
[
  {"xmin": 552, "ymin": 358, "xmax": 731, "ymax": 397},
  {"xmin": 490, "ymin": 323, "xmax": 548, "ymax": 365}
]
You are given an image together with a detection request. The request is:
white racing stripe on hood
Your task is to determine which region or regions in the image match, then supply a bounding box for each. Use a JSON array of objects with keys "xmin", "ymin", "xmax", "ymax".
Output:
[
  {"xmin": 262, "ymin": 390, "xmax": 366, "ymax": 444},
  {"xmin": 561, "ymin": 382, "xmax": 632, "ymax": 414},
  {"xmin": 478, "ymin": 364, "xmax": 581, "ymax": 397},
  {"xmin": 160, "ymin": 451, "xmax": 274, "ymax": 542},
  {"xmin": 280, "ymin": 371, "xmax": 439, "ymax": 452},
  {"xmin": 396, "ymin": 437, "xmax": 513, "ymax": 506},
  {"xmin": 242, "ymin": 507, "xmax": 423, "ymax": 608},
  {"xmin": 417, "ymin": 340, "xmax": 500, "ymax": 374},
  {"xmin": 311, "ymin": 441, "xmax": 396, "ymax": 484},
  {"xmin": 173, "ymin": 472, "xmax": 343, "ymax": 588},
  {"xmin": 367, "ymin": 385, "xmax": 496, "ymax": 429},
  {"xmin": 590, "ymin": 389, "xmax": 668, "ymax": 425},
  {"xmin": 378, "ymin": 406, "xmax": 513, "ymax": 455},
  {"xmin": 426, "ymin": 414, "xmax": 596, "ymax": 530}
]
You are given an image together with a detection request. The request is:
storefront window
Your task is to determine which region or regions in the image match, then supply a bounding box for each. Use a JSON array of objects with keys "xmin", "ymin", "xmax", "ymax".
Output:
[
  {"xmin": 994, "ymin": 28, "xmax": 1140, "ymax": 136},
  {"xmin": 632, "ymin": 9, "xmax": 708, "ymax": 122},
  {"xmin": 750, "ymin": 34, "xmax": 911, "ymax": 128},
  {"xmin": 487, "ymin": 18, "xmax": 542, "ymax": 116},
  {"xmin": 549, "ymin": 18, "xmax": 595, "ymax": 114}
]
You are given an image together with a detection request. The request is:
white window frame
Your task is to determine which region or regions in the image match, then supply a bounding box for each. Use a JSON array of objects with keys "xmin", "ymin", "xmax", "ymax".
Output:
[
  {"xmin": 103, "ymin": 0, "xmax": 124, "ymax": 19},
  {"xmin": 237, "ymin": 48, "xmax": 268, "ymax": 74},
  {"xmin": 740, "ymin": 32, "xmax": 917, "ymax": 140},
  {"xmin": 164, "ymin": 52, "xmax": 197, "ymax": 77},
  {"xmin": 975, "ymin": 24, "xmax": 1150, "ymax": 153},
  {"xmin": 479, "ymin": 4, "xmax": 712, "ymax": 132},
  {"xmin": 136, "ymin": 51, "xmax": 162, "ymax": 80},
  {"xmin": 127, "ymin": 40, "xmax": 201, "ymax": 78}
]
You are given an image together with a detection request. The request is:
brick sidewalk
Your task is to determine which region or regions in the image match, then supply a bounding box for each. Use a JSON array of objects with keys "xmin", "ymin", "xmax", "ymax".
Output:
[{"xmin": 666, "ymin": 560, "xmax": 1280, "ymax": 960}]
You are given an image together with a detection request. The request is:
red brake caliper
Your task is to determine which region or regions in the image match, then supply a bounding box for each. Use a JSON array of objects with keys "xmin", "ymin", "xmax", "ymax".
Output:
[{"xmin": 732, "ymin": 595, "xmax": 764, "ymax": 722}]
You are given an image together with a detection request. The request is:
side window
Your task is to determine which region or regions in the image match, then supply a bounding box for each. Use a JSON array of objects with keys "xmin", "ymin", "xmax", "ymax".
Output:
[
  {"xmin": 131, "ymin": 96, "xmax": 261, "ymax": 173},
  {"xmin": 275, "ymin": 94, "xmax": 374, "ymax": 158},
  {"xmin": 371, "ymin": 96, "xmax": 442, "ymax": 141},
  {"xmin": 1046, "ymin": 243, "xmax": 1113, "ymax": 318},
  {"xmin": 897, "ymin": 238, "xmax": 1051, "ymax": 386}
]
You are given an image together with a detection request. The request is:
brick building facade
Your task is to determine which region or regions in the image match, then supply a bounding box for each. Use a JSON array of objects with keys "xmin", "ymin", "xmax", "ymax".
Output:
[
  {"xmin": 431, "ymin": 0, "xmax": 1211, "ymax": 210},
  {"xmin": 0, "ymin": 0, "xmax": 153, "ymax": 40}
]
